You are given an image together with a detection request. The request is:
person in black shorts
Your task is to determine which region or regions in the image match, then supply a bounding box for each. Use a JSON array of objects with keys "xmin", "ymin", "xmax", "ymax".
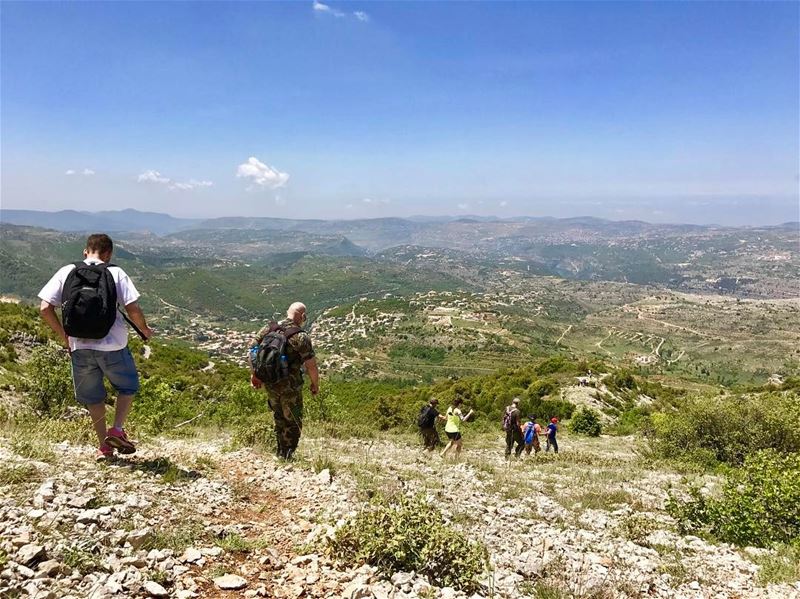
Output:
[{"xmin": 441, "ymin": 398, "xmax": 474, "ymax": 459}]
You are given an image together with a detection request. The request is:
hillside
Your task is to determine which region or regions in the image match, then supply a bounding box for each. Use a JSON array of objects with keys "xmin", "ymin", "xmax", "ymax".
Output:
[
  {"xmin": 2, "ymin": 212, "xmax": 797, "ymax": 299},
  {"xmin": 1, "ymin": 276, "xmax": 799, "ymax": 599},
  {"xmin": 3, "ymin": 430, "xmax": 798, "ymax": 599}
]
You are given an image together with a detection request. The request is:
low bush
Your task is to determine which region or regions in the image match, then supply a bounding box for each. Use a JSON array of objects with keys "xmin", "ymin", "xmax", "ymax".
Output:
[
  {"xmin": 569, "ymin": 407, "xmax": 602, "ymax": 437},
  {"xmin": 23, "ymin": 343, "xmax": 73, "ymax": 415},
  {"xmin": 645, "ymin": 391, "xmax": 800, "ymax": 466},
  {"xmin": 667, "ymin": 449, "xmax": 800, "ymax": 547},
  {"xmin": 327, "ymin": 494, "xmax": 489, "ymax": 591},
  {"xmin": 230, "ymin": 413, "xmax": 275, "ymax": 450},
  {"xmin": 616, "ymin": 513, "xmax": 659, "ymax": 546},
  {"xmin": 608, "ymin": 406, "xmax": 649, "ymax": 436}
]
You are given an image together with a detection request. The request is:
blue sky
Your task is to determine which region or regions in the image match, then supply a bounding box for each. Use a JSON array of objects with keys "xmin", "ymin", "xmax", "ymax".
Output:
[{"xmin": 1, "ymin": 1, "xmax": 798, "ymax": 224}]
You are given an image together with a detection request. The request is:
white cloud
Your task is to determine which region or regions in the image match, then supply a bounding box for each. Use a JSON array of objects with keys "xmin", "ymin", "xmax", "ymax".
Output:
[
  {"xmin": 499, "ymin": 200, "xmax": 508, "ymax": 207},
  {"xmin": 65, "ymin": 168, "xmax": 95, "ymax": 176},
  {"xmin": 138, "ymin": 170, "xmax": 171, "ymax": 184},
  {"xmin": 313, "ymin": 0, "xmax": 344, "ymax": 17},
  {"xmin": 457, "ymin": 203, "xmax": 470, "ymax": 210},
  {"xmin": 170, "ymin": 179, "xmax": 213, "ymax": 191},
  {"xmin": 274, "ymin": 195, "xmax": 286, "ymax": 206},
  {"xmin": 345, "ymin": 203, "xmax": 354, "ymax": 209},
  {"xmin": 138, "ymin": 169, "xmax": 213, "ymax": 191},
  {"xmin": 362, "ymin": 197, "xmax": 390, "ymax": 205},
  {"xmin": 236, "ymin": 156, "xmax": 290, "ymax": 189},
  {"xmin": 353, "ymin": 11, "xmax": 369, "ymax": 22}
]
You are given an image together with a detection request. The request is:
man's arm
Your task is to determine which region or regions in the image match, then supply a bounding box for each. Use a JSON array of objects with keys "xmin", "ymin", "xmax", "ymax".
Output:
[
  {"xmin": 39, "ymin": 300, "xmax": 69, "ymax": 350},
  {"xmin": 304, "ymin": 357, "xmax": 320, "ymax": 395},
  {"xmin": 124, "ymin": 302, "xmax": 154, "ymax": 339}
]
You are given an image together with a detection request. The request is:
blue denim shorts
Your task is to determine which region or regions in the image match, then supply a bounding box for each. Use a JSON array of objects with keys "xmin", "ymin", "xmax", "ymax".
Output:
[{"xmin": 71, "ymin": 347, "xmax": 140, "ymax": 405}]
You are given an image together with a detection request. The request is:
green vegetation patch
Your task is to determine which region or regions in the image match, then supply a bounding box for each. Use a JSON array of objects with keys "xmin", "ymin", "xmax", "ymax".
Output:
[
  {"xmin": 668, "ymin": 450, "xmax": 800, "ymax": 547},
  {"xmin": 0, "ymin": 462, "xmax": 40, "ymax": 486},
  {"xmin": 389, "ymin": 342, "xmax": 447, "ymax": 364},
  {"xmin": 569, "ymin": 407, "xmax": 602, "ymax": 437},
  {"xmin": 328, "ymin": 494, "xmax": 489, "ymax": 592},
  {"xmin": 752, "ymin": 544, "xmax": 800, "ymax": 587},
  {"xmin": 646, "ymin": 391, "xmax": 800, "ymax": 467}
]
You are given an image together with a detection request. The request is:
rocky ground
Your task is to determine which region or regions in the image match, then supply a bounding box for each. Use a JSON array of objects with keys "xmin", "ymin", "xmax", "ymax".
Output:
[{"xmin": 0, "ymin": 429, "xmax": 798, "ymax": 599}]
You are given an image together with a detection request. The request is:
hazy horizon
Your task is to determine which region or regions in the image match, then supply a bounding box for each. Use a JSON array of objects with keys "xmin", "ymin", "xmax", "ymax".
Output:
[
  {"xmin": 2, "ymin": 205, "xmax": 798, "ymax": 229},
  {"xmin": 1, "ymin": 2, "xmax": 798, "ymax": 226}
]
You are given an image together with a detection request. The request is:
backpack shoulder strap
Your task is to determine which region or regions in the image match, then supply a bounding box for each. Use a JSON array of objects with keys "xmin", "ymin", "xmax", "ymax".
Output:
[{"xmin": 283, "ymin": 326, "xmax": 303, "ymax": 339}]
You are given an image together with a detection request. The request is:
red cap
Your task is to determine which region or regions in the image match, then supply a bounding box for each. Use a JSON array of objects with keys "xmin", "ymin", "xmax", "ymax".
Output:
[{"xmin": 551, "ymin": 417, "xmax": 558, "ymax": 423}]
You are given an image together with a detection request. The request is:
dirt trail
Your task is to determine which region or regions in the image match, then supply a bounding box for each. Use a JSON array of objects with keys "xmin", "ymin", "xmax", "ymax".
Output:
[{"xmin": 623, "ymin": 305, "xmax": 721, "ymax": 339}]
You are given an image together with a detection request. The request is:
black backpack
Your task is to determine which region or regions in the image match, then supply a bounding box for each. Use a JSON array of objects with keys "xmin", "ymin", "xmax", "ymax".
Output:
[
  {"xmin": 418, "ymin": 405, "xmax": 436, "ymax": 429},
  {"xmin": 253, "ymin": 322, "xmax": 303, "ymax": 385},
  {"xmin": 62, "ymin": 262, "xmax": 118, "ymax": 339}
]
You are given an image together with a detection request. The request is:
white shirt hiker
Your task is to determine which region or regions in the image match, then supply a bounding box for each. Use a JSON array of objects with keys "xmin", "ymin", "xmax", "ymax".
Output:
[{"xmin": 38, "ymin": 259, "xmax": 140, "ymax": 352}]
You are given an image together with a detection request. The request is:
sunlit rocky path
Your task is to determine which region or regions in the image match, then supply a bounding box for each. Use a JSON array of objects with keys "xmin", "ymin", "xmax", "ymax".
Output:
[{"xmin": 1, "ymin": 430, "xmax": 798, "ymax": 598}]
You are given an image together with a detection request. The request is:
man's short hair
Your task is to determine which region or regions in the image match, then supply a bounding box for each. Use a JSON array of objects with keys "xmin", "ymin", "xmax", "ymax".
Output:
[
  {"xmin": 287, "ymin": 302, "xmax": 306, "ymax": 319},
  {"xmin": 86, "ymin": 234, "xmax": 113, "ymax": 256}
]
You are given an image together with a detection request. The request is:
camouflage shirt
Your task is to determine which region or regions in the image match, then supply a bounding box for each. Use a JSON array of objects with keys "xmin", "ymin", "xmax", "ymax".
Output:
[{"xmin": 253, "ymin": 319, "xmax": 315, "ymax": 390}]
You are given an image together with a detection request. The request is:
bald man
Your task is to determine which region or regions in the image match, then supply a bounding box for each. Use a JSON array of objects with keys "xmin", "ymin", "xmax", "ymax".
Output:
[{"xmin": 250, "ymin": 302, "xmax": 319, "ymax": 460}]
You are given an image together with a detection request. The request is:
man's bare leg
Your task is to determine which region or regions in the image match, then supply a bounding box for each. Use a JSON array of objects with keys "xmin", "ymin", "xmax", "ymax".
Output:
[
  {"xmin": 86, "ymin": 403, "xmax": 108, "ymax": 446},
  {"xmin": 113, "ymin": 394, "xmax": 134, "ymax": 430}
]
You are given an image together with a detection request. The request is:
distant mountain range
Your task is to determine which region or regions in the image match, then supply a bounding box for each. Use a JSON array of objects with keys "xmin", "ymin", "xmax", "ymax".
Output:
[
  {"xmin": 0, "ymin": 209, "xmax": 199, "ymax": 236},
  {"xmin": 1, "ymin": 208, "xmax": 797, "ymax": 251}
]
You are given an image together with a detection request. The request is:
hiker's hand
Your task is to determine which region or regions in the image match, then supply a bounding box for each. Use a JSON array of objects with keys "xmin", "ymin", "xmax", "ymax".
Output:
[
  {"xmin": 250, "ymin": 374, "xmax": 262, "ymax": 389},
  {"xmin": 142, "ymin": 326, "xmax": 155, "ymax": 340},
  {"xmin": 60, "ymin": 336, "xmax": 71, "ymax": 354},
  {"xmin": 310, "ymin": 382, "xmax": 319, "ymax": 395}
]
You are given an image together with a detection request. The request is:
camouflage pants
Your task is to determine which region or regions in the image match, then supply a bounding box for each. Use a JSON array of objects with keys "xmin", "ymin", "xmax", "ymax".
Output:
[{"xmin": 267, "ymin": 386, "xmax": 304, "ymax": 458}]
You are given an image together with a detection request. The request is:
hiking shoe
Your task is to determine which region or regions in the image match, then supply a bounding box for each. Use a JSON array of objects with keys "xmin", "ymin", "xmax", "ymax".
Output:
[
  {"xmin": 95, "ymin": 444, "xmax": 115, "ymax": 461},
  {"xmin": 104, "ymin": 428, "xmax": 136, "ymax": 454}
]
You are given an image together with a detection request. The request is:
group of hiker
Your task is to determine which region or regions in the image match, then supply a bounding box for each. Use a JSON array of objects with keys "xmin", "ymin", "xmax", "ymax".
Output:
[
  {"xmin": 39, "ymin": 232, "xmax": 556, "ymax": 464},
  {"xmin": 418, "ymin": 396, "xmax": 559, "ymax": 458},
  {"xmin": 38, "ymin": 233, "xmax": 319, "ymax": 461}
]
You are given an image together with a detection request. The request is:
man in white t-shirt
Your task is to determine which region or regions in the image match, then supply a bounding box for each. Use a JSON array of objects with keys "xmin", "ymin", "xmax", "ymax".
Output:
[{"xmin": 39, "ymin": 233, "xmax": 153, "ymax": 460}]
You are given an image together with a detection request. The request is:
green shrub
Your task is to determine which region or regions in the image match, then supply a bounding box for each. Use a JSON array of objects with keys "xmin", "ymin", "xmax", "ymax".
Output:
[
  {"xmin": 328, "ymin": 494, "xmax": 489, "ymax": 591},
  {"xmin": 304, "ymin": 387, "xmax": 346, "ymax": 423},
  {"xmin": 527, "ymin": 377, "xmax": 558, "ymax": 400},
  {"xmin": 667, "ymin": 450, "xmax": 800, "ymax": 547},
  {"xmin": 533, "ymin": 356, "xmax": 577, "ymax": 376},
  {"xmin": 609, "ymin": 406, "xmax": 649, "ymax": 436},
  {"xmin": 616, "ymin": 513, "xmax": 659, "ymax": 546},
  {"xmin": 606, "ymin": 369, "xmax": 637, "ymax": 392},
  {"xmin": 230, "ymin": 413, "xmax": 275, "ymax": 450},
  {"xmin": 646, "ymin": 391, "xmax": 800, "ymax": 466},
  {"xmin": 569, "ymin": 407, "xmax": 602, "ymax": 437},
  {"xmin": 24, "ymin": 343, "xmax": 73, "ymax": 415}
]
